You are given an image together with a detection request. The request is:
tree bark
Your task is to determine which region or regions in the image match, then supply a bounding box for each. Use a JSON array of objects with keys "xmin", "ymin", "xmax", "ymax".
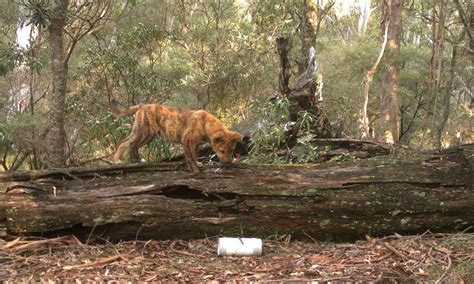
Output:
[
  {"xmin": 47, "ymin": 0, "xmax": 69, "ymax": 167},
  {"xmin": 359, "ymin": 16, "xmax": 390, "ymax": 139},
  {"xmin": 357, "ymin": 0, "xmax": 372, "ymax": 35},
  {"xmin": 380, "ymin": 0, "xmax": 402, "ymax": 144},
  {"xmin": 276, "ymin": 37, "xmax": 291, "ymax": 96},
  {"xmin": 298, "ymin": 0, "xmax": 318, "ymax": 75},
  {"xmin": 1, "ymin": 144, "xmax": 473, "ymax": 241},
  {"xmin": 429, "ymin": 0, "xmax": 449, "ymax": 150},
  {"xmin": 433, "ymin": 46, "xmax": 456, "ymax": 150},
  {"xmin": 420, "ymin": 0, "xmax": 447, "ymax": 148},
  {"xmin": 453, "ymin": 0, "xmax": 474, "ymax": 61},
  {"xmin": 276, "ymin": 38, "xmax": 332, "ymax": 147}
]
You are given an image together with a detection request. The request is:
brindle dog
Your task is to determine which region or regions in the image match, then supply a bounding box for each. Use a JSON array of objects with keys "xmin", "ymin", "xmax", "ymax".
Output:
[{"xmin": 111, "ymin": 99, "xmax": 242, "ymax": 172}]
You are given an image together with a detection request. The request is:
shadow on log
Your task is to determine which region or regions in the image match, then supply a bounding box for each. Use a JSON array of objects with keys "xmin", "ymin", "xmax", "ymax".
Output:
[{"xmin": 0, "ymin": 144, "xmax": 473, "ymax": 241}]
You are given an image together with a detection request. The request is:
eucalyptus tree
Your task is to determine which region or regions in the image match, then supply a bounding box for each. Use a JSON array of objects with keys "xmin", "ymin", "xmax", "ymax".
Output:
[
  {"xmin": 19, "ymin": 0, "xmax": 119, "ymax": 167},
  {"xmin": 414, "ymin": 0, "xmax": 472, "ymax": 149},
  {"xmin": 379, "ymin": 0, "xmax": 402, "ymax": 144},
  {"xmin": 249, "ymin": 0, "xmax": 335, "ymax": 75},
  {"xmin": 162, "ymin": 0, "xmax": 271, "ymax": 109},
  {"xmin": 431, "ymin": 0, "xmax": 471, "ymax": 150}
]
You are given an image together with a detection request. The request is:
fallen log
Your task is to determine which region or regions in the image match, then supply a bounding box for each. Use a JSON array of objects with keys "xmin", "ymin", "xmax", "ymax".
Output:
[
  {"xmin": 0, "ymin": 144, "xmax": 473, "ymax": 241},
  {"xmin": 313, "ymin": 138, "xmax": 391, "ymax": 160}
]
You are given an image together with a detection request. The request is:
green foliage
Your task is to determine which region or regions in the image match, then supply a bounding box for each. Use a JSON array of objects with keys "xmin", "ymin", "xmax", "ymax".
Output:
[
  {"xmin": 0, "ymin": 0, "xmax": 473, "ymax": 168},
  {"xmin": 244, "ymin": 98, "xmax": 323, "ymax": 164},
  {"xmin": 0, "ymin": 121, "xmax": 13, "ymax": 153},
  {"xmin": 1, "ymin": 112, "xmax": 46, "ymax": 156},
  {"xmin": 244, "ymin": 98, "xmax": 289, "ymax": 164},
  {"xmin": 164, "ymin": 0, "xmax": 274, "ymax": 108},
  {"xmin": 0, "ymin": 43, "xmax": 23, "ymax": 76},
  {"xmin": 291, "ymin": 132, "xmax": 319, "ymax": 163},
  {"xmin": 78, "ymin": 21, "xmax": 167, "ymax": 103},
  {"xmin": 20, "ymin": 0, "xmax": 51, "ymax": 28},
  {"xmin": 328, "ymin": 152, "xmax": 356, "ymax": 162},
  {"xmin": 318, "ymin": 37, "xmax": 380, "ymax": 135},
  {"xmin": 69, "ymin": 20, "xmax": 182, "ymax": 162},
  {"xmin": 250, "ymin": 1, "xmax": 298, "ymax": 38}
]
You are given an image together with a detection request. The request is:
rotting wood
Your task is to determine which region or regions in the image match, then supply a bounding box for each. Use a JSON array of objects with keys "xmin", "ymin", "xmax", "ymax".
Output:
[
  {"xmin": 312, "ymin": 138, "xmax": 391, "ymax": 160},
  {"xmin": 0, "ymin": 144, "xmax": 473, "ymax": 241}
]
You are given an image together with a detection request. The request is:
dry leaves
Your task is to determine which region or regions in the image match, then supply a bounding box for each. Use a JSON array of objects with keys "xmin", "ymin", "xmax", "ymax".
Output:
[{"xmin": 0, "ymin": 231, "xmax": 472, "ymax": 282}]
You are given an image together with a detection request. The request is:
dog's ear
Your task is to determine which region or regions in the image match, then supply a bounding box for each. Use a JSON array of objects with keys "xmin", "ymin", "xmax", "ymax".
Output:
[
  {"xmin": 212, "ymin": 132, "xmax": 224, "ymax": 144},
  {"xmin": 230, "ymin": 131, "xmax": 243, "ymax": 143}
]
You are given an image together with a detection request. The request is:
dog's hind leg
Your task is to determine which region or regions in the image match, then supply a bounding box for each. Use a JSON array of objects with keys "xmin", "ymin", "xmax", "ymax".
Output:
[
  {"xmin": 114, "ymin": 137, "xmax": 134, "ymax": 164},
  {"xmin": 129, "ymin": 135, "xmax": 155, "ymax": 163},
  {"xmin": 129, "ymin": 143, "xmax": 141, "ymax": 163},
  {"xmin": 130, "ymin": 118, "xmax": 158, "ymax": 163},
  {"xmin": 129, "ymin": 133, "xmax": 146, "ymax": 163},
  {"xmin": 115, "ymin": 109, "xmax": 146, "ymax": 164}
]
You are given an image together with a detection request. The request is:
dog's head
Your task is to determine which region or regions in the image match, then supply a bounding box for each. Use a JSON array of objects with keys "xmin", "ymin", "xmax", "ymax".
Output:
[{"xmin": 211, "ymin": 131, "xmax": 243, "ymax": 165}]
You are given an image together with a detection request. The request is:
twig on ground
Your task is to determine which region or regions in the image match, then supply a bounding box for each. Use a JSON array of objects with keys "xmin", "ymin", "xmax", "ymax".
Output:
[{"xmin": 434, "ymin": 247, "xmax": 453, "ymax": 284}]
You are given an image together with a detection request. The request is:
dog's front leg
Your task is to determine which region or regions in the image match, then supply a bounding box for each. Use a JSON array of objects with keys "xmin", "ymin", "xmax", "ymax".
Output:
[{"xmin": 183, "ymin": 142, "xmax": 199, "ymax": 172}]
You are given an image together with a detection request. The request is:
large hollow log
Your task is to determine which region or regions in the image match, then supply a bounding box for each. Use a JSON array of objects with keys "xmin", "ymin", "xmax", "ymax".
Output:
[{"xmin": 0, "ymin": 144, "xmax": 473, "ymax": 241}]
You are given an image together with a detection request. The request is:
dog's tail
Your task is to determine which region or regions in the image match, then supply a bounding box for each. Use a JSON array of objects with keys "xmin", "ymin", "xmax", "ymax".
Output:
[{"xmin": 110, "ymin": 99, "xmax": 141, "ymax": 117}]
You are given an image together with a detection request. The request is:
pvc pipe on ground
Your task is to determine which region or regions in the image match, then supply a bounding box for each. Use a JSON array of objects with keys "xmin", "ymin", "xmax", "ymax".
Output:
[{"xmin": 217, "ymin": 237, "xmax": 263, "ymax": 256}]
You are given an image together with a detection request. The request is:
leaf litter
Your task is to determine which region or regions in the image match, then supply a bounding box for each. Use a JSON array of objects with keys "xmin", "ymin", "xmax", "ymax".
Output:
[{"xmin": 0, "ymin": 231, "xmax": 472, "ymax": 282}]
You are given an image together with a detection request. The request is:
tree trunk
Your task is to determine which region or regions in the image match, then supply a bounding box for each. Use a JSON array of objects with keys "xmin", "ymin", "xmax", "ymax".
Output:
[
  {"xmin": 276, "ymin": 37, "xmax": 291, "ymax": 96},
  {"xmin": 433, "ymin": 46, "xmax": 456, "ymax": 150},
  {"xmin": 298, "ymin": 0, "xmax": 318, "ymax": 75},
  {"xmin": 276, "ymin": 38, "xmax": 332, "ymax": 147},
  {"xmin": 359, "ymin": 16, "xmax": 390, "ymax": 139},
  {"xmin": 357, "ymin": 0, "xmax": 372, "ymax": 35},
  {"xmin": 1, "ymin": 144, "xmax": 473, "ymax": 241},
  {"xmin": 380, "ymin": 0, "xmax": 402, "ymax": 144},
  {"xmin": 430, "ymin": 0, "xmax": 449, "ymax": 150},
  {"xmin": 420, "ymin": 0, "xmax": 447, "ymax": 148},
  {"xmin": 47, "ymin": 0, "xmax": 69, "ymax": 167},
  {"xmin": 453, "ymin": 0, "xmax": 474, "ymax": 62}
]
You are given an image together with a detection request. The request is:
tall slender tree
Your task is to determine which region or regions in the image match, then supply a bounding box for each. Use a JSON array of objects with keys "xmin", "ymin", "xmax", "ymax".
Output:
[
  {"xmin": 433, "ymin": 46, "xmax": 457, "ymax": 150},
  {"xmin": 47, "ymin": 0, "xmax": 68, "ymax": 167},
  {"xmin": 359, "ymin": 4, "xmax": 390, "ymax": 140},
  {"xmin": 20, "ymin": 0, "xmax": 116, "ymax": 167},
  {"xmin": 379, "ymin": 0, "xmax": 402, "ymax": 144},
  {"xmin": 420, "ymin": 0, "xmax": 447, "ymax": 149}
]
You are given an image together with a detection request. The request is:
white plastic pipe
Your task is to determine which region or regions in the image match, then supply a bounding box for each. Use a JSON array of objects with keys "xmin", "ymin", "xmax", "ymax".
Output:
[{"xmin": 217, "ymin": 237, "xmax": 263, "ymax": 256}]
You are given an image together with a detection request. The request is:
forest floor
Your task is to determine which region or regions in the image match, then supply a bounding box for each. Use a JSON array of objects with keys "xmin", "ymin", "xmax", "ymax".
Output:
[{"xmin": 0, "ymin": 231, "xmax": 472, "ymax": 282}]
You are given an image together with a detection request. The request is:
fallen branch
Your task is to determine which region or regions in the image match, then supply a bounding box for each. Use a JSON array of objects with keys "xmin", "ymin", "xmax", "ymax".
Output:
[{"xmin": 434, "ymin": 247, "xmax": 453, "ymax": 284}]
